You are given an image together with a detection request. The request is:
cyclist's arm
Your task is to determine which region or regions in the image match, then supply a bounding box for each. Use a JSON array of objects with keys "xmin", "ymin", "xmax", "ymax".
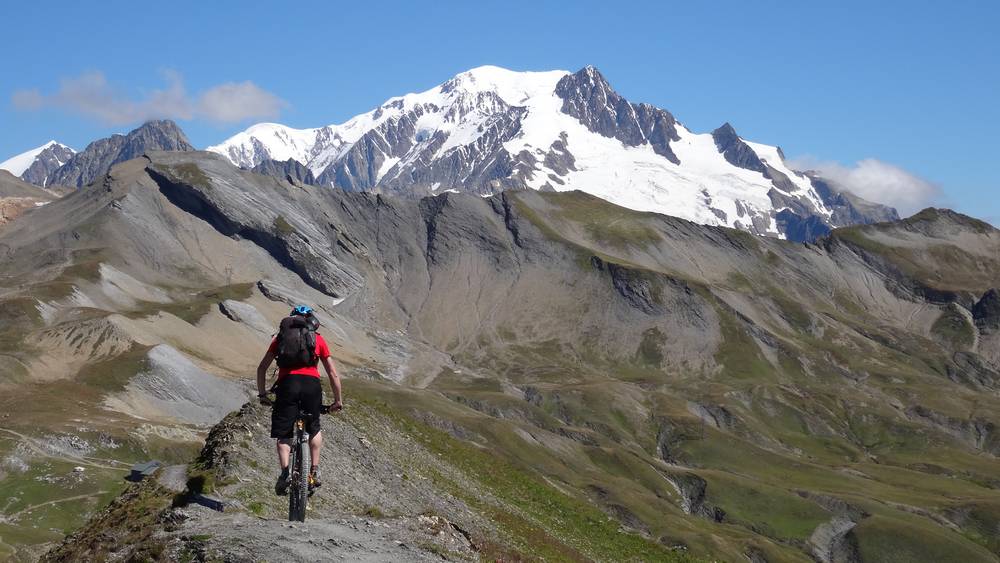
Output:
[
  {"xmin": 256, "ymin": 351, "xmax": 276, "ymax": 397},
  {"xmin": 321, "ymin": 356, "xmax": 342, "ymax": 407}
]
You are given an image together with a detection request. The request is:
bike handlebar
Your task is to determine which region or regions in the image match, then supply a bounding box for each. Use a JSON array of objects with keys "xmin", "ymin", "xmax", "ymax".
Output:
[{"xmin": 259, "ymin": 392, "xmax": 341, "ymax": 414}]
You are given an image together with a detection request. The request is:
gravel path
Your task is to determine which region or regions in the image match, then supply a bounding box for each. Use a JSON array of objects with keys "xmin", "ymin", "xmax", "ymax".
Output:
[{"xmin": 174, "ymin": 506, "xmax": 457, "ymax": 562}]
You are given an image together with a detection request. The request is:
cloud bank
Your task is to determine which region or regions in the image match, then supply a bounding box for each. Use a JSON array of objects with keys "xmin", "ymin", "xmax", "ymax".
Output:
[
  {"xmin": 11, "ymin": 71, "xmax": 286, "ymax": 125},
  {"xmin": 789, "ymin": 156, "xmax": 943, "ymax": 216}
]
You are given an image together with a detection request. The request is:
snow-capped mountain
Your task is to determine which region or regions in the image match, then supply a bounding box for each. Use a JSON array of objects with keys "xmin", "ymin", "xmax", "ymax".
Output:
[
  {"xmin": 0, "ymin": 141, "xmax": 75, "ymax": 186},
  {"xmin": 208, "ymin": 65, "xmax": 896, "ymax": 241}
]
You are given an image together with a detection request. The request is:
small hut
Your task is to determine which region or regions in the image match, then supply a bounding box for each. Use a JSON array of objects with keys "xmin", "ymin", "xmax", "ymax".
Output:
[{"xmin": 127, "ymin": 460, "xmax": 162, "ymax": 482}]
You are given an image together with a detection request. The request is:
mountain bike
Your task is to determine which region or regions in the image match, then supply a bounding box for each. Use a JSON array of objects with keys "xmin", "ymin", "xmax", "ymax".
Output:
[{"xmin": 284, "ymin": 404, "xmax": 330, "ymax": 522}]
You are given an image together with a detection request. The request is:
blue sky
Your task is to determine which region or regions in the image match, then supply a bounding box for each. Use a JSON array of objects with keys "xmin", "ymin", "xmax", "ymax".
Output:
[{"xmin": 1, "ymin": 0, "xmax": 997, "ymax": 220}]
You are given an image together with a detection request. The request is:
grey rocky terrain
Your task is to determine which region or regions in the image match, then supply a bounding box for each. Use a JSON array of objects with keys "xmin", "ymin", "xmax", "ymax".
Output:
[
  {"xmin": 0, "ymin": 150, "xmax": 998, "ymax": 562},
  {"xmin": 19, "ymin": 144, "xmax": 76, "ymax": 187},
  {"xmin": 44, "ymin": 120, "xmax": 194, "ymax": 188},
  {"xmin": 251, "ymin": 157, "xmax": 317, "ymax": 186},
  {"xmin": 0, "ymin": 170, "xmax": 56, "ymax": 226}
]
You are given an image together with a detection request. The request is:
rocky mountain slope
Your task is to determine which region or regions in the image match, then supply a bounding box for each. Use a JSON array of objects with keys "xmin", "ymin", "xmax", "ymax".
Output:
[
  {"xmin": 251, "ymin": 157, "xmax": 316, "ymax": 186},
  {"xmin": 209, "ymin": 66, "xmax": 897, "ymax": 241},
  {"xmin": 43, "ymin": 398, "xmax": 686, "ymax": 562},
  {"xmin": 0, "ymin": 170, "xmax": 56, "ymax": 226},
  {"xmin": 0, "ymin": 152, "xmax": 998, "ymax": 562},
  {"xmin": 44, "ymin": 120, "xmax": 194, "ymax": 188},
  {"xmin": 0, "ymin": 141, "xmax": 75, "ymax": 186}
]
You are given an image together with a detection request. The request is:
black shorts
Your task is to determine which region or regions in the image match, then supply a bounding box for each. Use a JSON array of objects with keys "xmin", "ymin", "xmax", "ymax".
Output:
[{"xmin": 270, "ymin": 376, "xmax": 322, "ymax": 439}]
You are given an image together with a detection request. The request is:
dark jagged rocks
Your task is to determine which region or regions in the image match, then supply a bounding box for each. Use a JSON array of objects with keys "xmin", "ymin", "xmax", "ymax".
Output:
[
  {"xmin": 711, "ymin": 123, "xmax": 765, "ymax": 172},
  {"xmin": 47, "ymin": 120, "xmax": 194, "ymax": 188},
  {"xmin": 20, "ymin": 143, "xmax": 75, "ymax": 186},
  {"xmin": 974, "ymin": 289, "xmax": 1000, "ymax": 332},
  {"xmin": 251, "ymin": 158, "xmax": 317, "ymax": 185},
  {"xmin": 555, "ymin": 66, "xmax": 680, "ymax": 163}
]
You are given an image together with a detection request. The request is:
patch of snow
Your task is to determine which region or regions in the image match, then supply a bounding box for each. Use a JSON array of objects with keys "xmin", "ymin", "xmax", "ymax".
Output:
[
  {"xmin": 206, "ymin": 123, "xmax": 318, "ymax": 169},
  {"xmin": 375, "ymin": 156, "xmax": 400, "ymax": 183},
  {"xmin": 744, "ymin": 140, "xmax": 832, "ymax": 218}
]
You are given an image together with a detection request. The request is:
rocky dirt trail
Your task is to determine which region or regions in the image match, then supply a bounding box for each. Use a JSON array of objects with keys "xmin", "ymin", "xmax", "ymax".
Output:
[
  {"xmin": 160, "ymin": 505, "xmax": 467, "ymax": 562},
  {"xmin": 42, "ymin": 400, "xmax": 487, "ymax": 562}
]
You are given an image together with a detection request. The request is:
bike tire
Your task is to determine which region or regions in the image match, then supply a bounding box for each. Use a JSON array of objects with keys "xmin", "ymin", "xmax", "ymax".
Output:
[
  {"xmin": 287, "ymin": 435, "xmax": 299, "ymax": 522},
  {"xmin": 288, "ymin": 429, "xmax": 310, "ymax": 522}
]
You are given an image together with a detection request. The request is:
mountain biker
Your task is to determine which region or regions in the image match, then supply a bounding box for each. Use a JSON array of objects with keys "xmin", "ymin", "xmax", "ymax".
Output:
[{"xmin": 256, "ymin": 305, "xmax": 343, "ymax": 496}]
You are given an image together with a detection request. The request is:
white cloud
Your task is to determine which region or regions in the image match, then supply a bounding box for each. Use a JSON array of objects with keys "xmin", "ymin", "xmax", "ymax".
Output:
[
  {"xmin": 11, "ymin": 70, "xmax": 286, "ymax": 125},
  {"xmin": 197, "ymin": 81, "xmax": 286, "ymax": 124},
  {"xmin": 788, "ymin": 156, "xmax": 943, "ymax": 216}
]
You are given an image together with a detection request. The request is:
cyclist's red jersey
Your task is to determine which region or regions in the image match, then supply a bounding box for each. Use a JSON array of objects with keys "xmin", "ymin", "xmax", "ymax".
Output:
[{"xmin": 267, "ymin": 333, "xmax": 331, "ymax": 378}]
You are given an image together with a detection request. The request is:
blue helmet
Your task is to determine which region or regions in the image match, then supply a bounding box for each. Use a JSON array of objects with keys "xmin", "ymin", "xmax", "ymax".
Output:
[{"xmin": 291, "ymin": 305, "xmax": 314, "ymax": 316}]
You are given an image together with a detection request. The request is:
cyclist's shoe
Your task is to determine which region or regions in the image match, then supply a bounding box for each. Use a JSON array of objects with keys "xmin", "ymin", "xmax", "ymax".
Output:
[
  {"xmin": 275, "ymin": 467, "xmax": 290, "ymax": 496},
  {"xmin": 308, "ymin": 466, "xmax": 322, "ymax": 493}
]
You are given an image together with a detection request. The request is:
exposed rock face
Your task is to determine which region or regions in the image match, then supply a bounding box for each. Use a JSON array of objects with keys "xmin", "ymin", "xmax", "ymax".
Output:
[
  {"xmin": 905, "ymin": 405, "xmax": 999, "ymax": 454},
  {"xmin": 948, "ymin": 352, "xmax": 1000, "ymax": 390},
  {"xmin": 47, "ymin": 120, "xmax": 194, "ymax": 187},
  {"xmin": 250, "ymin": 158, "xmax": 317, "ymax": 185},
  {"xmin": 662, "ymin": 472, "xmax": 725, "ymax": 522},
  {"xmin": 315, "ymin": 94, "xmax": 531, "ymax": 196},
  {"xmin": 0, "ymin": 197, "xmax": 46, "ymax": 225},
  {"xmin": 0, "ymin": 169, "xmax": 54, "ymax": 225},
  {"xmin": 218, "ymin": 299, "xmax": 272, "ymax": 334},
  {"xmin": 973, "ymin": 289, "xmax": 1000, "ymax": 332},
  {"xmin": 811, "ymin": 176, "xmax": 899, "ymax": 226},
  {"xmin": 712, "ymin": 122, "xmax": 765, "ymax": 172},
  {"xmin": 591, "ymin": 256, "xmax": 667, "ymax": 314},
  {"xmin": 103, "ymin": 345, "xmax": 247, "ymax": 426},
  {"xmin": 775, "ymin": 208, "xmax": 834, "ymax": 241},
  {"xmin": 686, "ymin": 402, "xmax": 739, "ymax": 431},
  {"xmin": 555, "ymin": 66, "xmax": 680, "ymax": 163},
  {"xmin": 20, "ymin": 143, "xmax": 76, "ymax": 186},
  {"xmin": 146, "ymin": 156, "xmax": 364, "ymax": 298},
  {"xmin": 809, "ymin": 516, "xmax": 861, "ymax": 563},
  {"xmin": 255, "ymin": 279, "xmax": 308, "ymax": 306}
]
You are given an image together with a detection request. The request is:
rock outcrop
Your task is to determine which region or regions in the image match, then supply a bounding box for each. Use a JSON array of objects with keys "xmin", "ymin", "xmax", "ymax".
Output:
[{"xmin": 47, "ymin": 120, "xmax": 194, "ymax": 187}]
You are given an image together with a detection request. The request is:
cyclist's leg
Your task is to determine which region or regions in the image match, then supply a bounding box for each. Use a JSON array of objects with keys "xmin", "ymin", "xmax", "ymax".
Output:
[
  {"xmin": 277, "ymin": 440, "xmax": 291, "ymax": 467},
  {"xmin": 310, "ymin": 431, "xmax": 322, "ymax": 466},
  {"xmin": 301, "ymin": 377, "xmax": 323, "ymax": 482},
  {"xmin": 271, "ymin": 376, "xmax": 300, "ymax": 469}
]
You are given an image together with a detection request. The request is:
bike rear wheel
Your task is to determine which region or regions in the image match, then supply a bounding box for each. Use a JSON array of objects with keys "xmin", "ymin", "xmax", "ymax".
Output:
[{"xmin": 288, "ymin": 425, "xmax": 310, "ymax": 522}]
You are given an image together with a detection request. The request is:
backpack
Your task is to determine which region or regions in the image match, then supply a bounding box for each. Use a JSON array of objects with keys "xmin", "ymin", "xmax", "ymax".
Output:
[{"xmin": 275, "ymin": 315, "xmax": 318, "ymax": 368}]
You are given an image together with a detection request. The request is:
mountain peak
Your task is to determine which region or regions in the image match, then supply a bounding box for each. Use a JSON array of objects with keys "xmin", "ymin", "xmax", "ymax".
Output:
[
  {"xmin": 140, "ymin": 118, "xmax": 183, "ymax": 129},
  {"xmin": 713, "ymin": 122, "xmax": 738, "ymax": 138},
  {"xmin": 563, "ymin": 65, "xmax": 612, "ymax": 91},
  {"xmin": 581, "ymin": 64, "xmax": 606, "ymax": 79},
  {"xmin": 46, "ymin": 120, "xmax": 194, "ymax": 187},
  {"xmin": 0, "ymin": 140, "xmax": 76, "ymax": 186},
  {"xmin": 439, "ymin": 66, "xmax": 569, "ymax": 106},
  {"xmin": 131, "ymin": 119, "xmax": 190, "ymax": 140},
  {"xmin": 904, "ymin": 207, "xmax": 996, "ymax": 233},
  {"xmin": 207, "ymin": 66, "xmax": 898, "ymax": 241}
]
